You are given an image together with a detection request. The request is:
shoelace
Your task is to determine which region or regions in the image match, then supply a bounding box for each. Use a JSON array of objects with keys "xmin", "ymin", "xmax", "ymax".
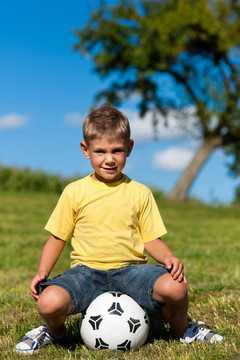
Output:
[
  {"xmin": 32, "ymin": 330, "xmax": 50, "ymax": 351},
  {"xmin": 25, "ymin": 325, "xmax": 46, "ymax": 339},
  {"xmin": 25, "ymin": 325, "xmax": 47, "ymax": 339},
  {"xmin": 25, "ymin": 324, "xmax": 66, "ymax": 342}
]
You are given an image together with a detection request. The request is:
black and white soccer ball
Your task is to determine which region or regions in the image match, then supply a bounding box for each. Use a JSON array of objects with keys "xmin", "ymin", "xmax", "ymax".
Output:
[{"xmin": 80, "ymin": 291, "xmax": 149, "ymax": 351}]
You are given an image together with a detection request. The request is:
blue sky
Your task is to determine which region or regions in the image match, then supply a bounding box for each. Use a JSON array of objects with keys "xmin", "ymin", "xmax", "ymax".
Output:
[{"xmin": 0, "ymin": 0, "xmax": 239, "ymax": 204}]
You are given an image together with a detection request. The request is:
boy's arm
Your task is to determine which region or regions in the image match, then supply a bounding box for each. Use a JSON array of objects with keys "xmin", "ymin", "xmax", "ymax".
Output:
[
  {"xmin": 30, "ymin": 234, "xmax": 66, "ymax": 300},
  {"xmin": 144, "ymin": 238, "xmax": 187, "ymax": 284}
]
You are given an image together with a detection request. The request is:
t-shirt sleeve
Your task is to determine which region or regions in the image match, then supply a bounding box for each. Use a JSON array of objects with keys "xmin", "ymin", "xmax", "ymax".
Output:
[
  {"xmin": 139, "ymin": 191, "xmax": 167, "ymax": 243},
  {"xmin": 44, "ymin": 187, "xmax": 75, "ymax": 241}
]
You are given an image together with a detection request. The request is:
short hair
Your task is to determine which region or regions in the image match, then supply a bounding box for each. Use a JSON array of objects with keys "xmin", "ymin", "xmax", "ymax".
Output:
[{"xmin": 83, "ymin": 103, "xmax": 131, "ymax": 145}]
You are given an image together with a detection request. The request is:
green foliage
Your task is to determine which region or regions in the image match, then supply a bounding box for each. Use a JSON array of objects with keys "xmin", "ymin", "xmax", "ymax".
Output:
[
  {"xmin": 151, "ymin": 187, "xmax": 166, "ymax": 203},
  {"xmin": 0, "ymin": 165, "xmax": 82, "ymax": 193},
  {"xmin": 74, "ymin": 0, "xmax": 240, "ymax": 119},
  {"xmin": 0, "ymin": 192, "xmax": 239, "ymax": 358}
]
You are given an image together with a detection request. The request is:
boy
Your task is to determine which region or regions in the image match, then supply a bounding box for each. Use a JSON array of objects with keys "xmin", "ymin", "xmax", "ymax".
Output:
[{"xmin": 15, "ymin": 104, "xmax": 224, "ymax": 354}]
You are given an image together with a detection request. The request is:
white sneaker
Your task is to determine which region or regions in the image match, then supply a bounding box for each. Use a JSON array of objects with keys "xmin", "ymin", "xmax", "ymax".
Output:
[
  {"xmin": 14, "ymin": 325, "xmax": 52, "ymax": 355},
  {"xmin": 180, "ymin": 321, "xmax": 224, "ymax": 344}
]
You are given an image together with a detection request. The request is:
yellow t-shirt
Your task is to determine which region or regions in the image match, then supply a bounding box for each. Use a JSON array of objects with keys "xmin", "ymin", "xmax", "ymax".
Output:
[{"xmin": 45, "ymin": 174, "xmax": 167, "ymax": 270}]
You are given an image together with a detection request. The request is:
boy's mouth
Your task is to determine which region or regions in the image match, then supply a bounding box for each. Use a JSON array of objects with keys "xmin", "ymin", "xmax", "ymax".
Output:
[{"xmin": 102, "ymin": 166, "xmax": 117, "ymax": 172}]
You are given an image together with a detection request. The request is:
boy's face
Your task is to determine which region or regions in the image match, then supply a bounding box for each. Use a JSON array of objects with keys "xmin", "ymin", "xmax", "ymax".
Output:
[{"xmin": 80, "ymin": 137, "xmax": 134, "ymax": 183}]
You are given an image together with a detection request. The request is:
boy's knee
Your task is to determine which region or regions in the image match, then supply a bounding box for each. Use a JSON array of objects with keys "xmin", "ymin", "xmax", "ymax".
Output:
[
  {"xmin": 168, "ymin": 281, "xmax": 188, "ymax": 302},
  {"xmin": 38, "ymin": 286, "xmax": 72, "ymax": 316},
  {"xmin": 153, "ymin": 274, "xmax": 188, "ymax": 303}
]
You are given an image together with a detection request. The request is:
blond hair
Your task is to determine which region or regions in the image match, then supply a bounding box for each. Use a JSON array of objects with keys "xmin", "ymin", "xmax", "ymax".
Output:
[{"xmin": 83, "ymin": 103, "xmax": 131, "ymax": 145}]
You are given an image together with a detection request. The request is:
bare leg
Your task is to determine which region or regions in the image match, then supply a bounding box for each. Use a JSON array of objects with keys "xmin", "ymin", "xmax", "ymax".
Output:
[
  {"xmin": 152, "ymin": 273, "xmax": 188, "ymax": 338},
  {"xmin": 37, "ymin": 285, "xmax": 73, "ymax": 337}
]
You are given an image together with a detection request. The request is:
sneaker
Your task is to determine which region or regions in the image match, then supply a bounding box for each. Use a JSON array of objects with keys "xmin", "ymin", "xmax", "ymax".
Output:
[
  {"xmin": 14, "ymin": 325, "xmax": 53, "ymax": 355},
  {"xmin": 180, "ymin": 321, "xmax": 224, "ymax": 344}
]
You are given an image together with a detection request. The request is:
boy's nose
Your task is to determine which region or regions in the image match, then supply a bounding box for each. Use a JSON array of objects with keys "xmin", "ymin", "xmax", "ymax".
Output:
[{"xmin": 105, "ymin": 153, "xmax": 115, "ymax": 164}]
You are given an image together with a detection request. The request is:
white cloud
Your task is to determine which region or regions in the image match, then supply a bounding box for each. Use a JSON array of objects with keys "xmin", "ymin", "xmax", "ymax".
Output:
[
  {"xmin": 0, "ymin": 113, "xmax": 28, "ymax": 130},
  {"xmin": 124, "ymin": 106, "xmax": 200, "ymax": 144},
  {"xmin": 153, "ymin": 147, "xmax": 194, "ymax": 172},
  {"xmin": 127, "ymin": 111, "xmax": 154, "ymax": 143},
  {"xmin": 64, "ymin": 112, "xmax": 83, "ymax": 127}
]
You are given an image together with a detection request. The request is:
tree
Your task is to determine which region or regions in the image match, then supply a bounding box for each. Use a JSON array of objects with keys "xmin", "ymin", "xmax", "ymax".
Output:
[{"xmin": 73, "ymin": 0, "xmax": 240, "ymax": 201}]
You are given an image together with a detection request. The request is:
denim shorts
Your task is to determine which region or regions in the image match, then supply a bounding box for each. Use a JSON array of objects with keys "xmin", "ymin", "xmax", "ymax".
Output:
[{"xmin": 39, "ymin": 264, "xmax": 169, "ymax": 314}]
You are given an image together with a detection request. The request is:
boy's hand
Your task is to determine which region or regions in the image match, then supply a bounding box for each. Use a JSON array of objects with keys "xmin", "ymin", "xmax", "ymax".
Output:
[
  {"xmin": 165, "ymin": 255, "xmax": 187, "ymax": 284},
  {"xmin": 30, "ymin": 272, "xmax": 48, "ymax": 301},
  {"xmin": 29, "ymin": 234, "xmax": 66, "ymax": 301}
]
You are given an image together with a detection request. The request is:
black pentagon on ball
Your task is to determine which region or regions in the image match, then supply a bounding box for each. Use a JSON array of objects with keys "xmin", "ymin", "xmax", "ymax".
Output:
[
  {"xmin": 89, "ymin": 315, "xmax": 103, "ymax": 330},
  {"xmin": 117, "ymin": 339, "xmax": 131, "ymax": 351},
  {"xmin": 95, "ymin": 338, "xmax": 109, "ymax": 349},
  {"xmin": 108, "ymin": 302, "xmax": 124, "ymax": 316},
  {"xmin": 127, "ymin": 317, "xmax": 141, "ymax": 333}
]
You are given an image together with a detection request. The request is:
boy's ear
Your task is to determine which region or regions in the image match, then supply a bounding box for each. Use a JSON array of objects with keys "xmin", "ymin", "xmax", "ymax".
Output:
[
  {"xmin": 126, "ymin": 139, "xmax": 134, "ymax": 157},
  {"xmin": 80, "ymin": 141, "xmax": 90, "ymax": 159}
]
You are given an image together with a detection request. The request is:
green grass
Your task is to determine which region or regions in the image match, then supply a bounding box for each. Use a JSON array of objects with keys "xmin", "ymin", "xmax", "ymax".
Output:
[{"xmin": 0, "ymin": 191, "xmax": 239, "ymax": 359}]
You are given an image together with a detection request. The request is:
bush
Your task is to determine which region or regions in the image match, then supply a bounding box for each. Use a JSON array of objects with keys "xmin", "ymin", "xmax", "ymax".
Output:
[
  {"xmin": 234, "ymin": 184, "xmax": 240, "ymax": 204},
  {"xmin": 0, "ymin": 165, "xmax": 81, "ymax": 193},
  {"xmin": 151, "ymin": 187, "xmax": 166, "ymax": 203}
]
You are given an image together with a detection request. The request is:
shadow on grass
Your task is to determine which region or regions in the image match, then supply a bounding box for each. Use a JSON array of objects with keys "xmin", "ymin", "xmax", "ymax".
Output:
[{"xmin": 147, "ymin": 309, "xmax": 170, "ymax": 343}]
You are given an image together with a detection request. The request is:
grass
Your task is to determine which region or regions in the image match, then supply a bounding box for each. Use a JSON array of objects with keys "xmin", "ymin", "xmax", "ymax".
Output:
[{"xmin": 0, "ymin": 191, "xmax": 239, "ymax": 359}]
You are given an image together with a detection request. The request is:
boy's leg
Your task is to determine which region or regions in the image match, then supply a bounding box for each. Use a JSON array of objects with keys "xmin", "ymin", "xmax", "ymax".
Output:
[
  {"xmin": 37, "ymin": 285, "xmax": 73, "ymax": 337},
  {"xmin": 14, "ymin": 286, "xmax": 73, "ymax": 354},
  {"xmin": 112, "ymin": 264, "xmax": 188, "ymax": 339},
  {"xmin": 15, "ymin": 265, "xmax": 99, "ymax": 353},
  {"xmin": 115, "ymin": 265, "xmax": 224, "ymax": 344},
  {"xmin": 152, "ymin": 273, "xmax": 188, "ymax": 338}
]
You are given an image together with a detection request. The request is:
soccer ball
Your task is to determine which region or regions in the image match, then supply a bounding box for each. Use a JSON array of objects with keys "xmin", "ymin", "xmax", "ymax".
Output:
[{"xmin": 80, "ymin": 291, "xmax": 149, "ymax": 351}]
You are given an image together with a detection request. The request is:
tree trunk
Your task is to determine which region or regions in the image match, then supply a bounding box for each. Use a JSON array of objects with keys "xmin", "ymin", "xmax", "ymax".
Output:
[{"xmin": 167, "ymin": 137, "xmax": 223, "ymax": 202}]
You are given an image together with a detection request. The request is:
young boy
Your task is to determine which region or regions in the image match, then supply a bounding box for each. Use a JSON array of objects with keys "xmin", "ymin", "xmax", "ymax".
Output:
[{"xmin": 15, "ymin": 104, "xmax": 224, "ymax": 354}]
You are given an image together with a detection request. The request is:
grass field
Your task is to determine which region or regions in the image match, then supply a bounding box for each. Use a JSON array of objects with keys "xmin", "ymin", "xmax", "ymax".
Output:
[{"xmin": 0, "ymin": 191, "xmax": 239, "ymax": 359}]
